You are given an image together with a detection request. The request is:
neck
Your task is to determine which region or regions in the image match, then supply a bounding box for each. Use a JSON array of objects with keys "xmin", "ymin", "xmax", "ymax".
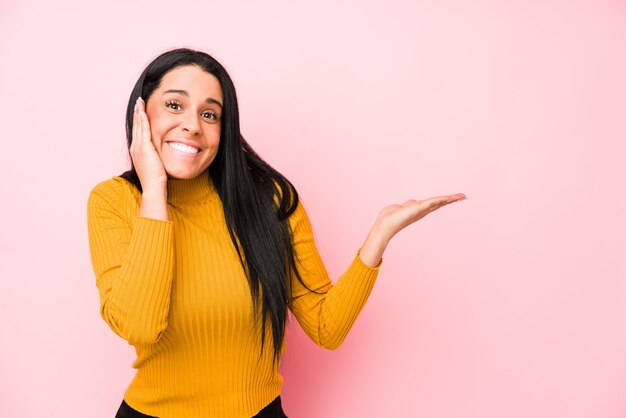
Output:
[{"xmin": 166, "ymin": 171, "xmax": 216, "ymax": 203}]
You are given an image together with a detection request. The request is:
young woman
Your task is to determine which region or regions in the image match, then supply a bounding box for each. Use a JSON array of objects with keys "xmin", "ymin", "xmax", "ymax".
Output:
[{"xmin": 87, "ymin": 48, "xmax": 465, "ymax": 418}]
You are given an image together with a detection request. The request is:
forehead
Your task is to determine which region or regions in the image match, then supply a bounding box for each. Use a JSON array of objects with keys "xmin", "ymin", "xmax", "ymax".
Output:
[{"xmin": 158, "ymin": 65, "xmax": 223, "ymax": 101}]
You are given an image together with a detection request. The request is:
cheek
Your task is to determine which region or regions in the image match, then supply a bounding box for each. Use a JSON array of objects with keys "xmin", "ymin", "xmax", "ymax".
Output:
[
  {"xmin": 146, "ymin": 110, "xmax": 171, "ymax": 144},
  {"xmin": 213, "ymin": 125, "xmax": 222, "ymax": 145},
  {"xmin": 202, "ymin": 125, "xmax": 221, "ymax": 147},
  {"xmin": 144, "ymin": 108, "xmax": 158, "ymax": 135}
]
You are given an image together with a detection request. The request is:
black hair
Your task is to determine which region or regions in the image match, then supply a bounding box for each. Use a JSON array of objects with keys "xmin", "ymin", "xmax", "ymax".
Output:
[{"xmin": 120, "ymin": 48, "xmax": 311, "ymax": 363}]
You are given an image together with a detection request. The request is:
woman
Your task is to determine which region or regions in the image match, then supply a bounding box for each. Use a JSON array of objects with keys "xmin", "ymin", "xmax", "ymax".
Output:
[{"xmin": 87, "ymin": 48, "xmax": 465, "ymax": 418}]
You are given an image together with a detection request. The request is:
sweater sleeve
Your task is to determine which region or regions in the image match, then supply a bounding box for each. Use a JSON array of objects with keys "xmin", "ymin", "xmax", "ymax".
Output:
[
  {"xmin": 287, "ymin": 200, "xmax": 382, "ymax": 350},
  {"xmin": 87, "ymin": 179, "xmax": 175, "ymax": 346}
]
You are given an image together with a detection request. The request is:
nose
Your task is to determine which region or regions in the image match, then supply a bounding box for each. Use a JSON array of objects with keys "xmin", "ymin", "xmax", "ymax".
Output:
[{"xmin": 182, "ymin": 112, "xmax": 201, "ymax": 135}]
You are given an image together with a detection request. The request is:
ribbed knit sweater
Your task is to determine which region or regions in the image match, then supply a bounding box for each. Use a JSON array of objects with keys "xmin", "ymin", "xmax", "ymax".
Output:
[{"xmin": 87, "ymin": 173, "xmax": 381, "ymax": 418}]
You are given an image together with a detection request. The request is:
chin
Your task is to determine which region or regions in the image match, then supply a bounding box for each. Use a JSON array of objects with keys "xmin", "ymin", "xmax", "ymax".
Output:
[{"xmin": 166, "ymin": 169, "xmax": 205, "ymax": 180}]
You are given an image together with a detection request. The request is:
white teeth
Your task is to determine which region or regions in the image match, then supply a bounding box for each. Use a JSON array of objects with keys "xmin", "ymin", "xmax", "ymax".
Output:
[{"xmin": 168, "ymin": 142, "xmax": 200, "ymax": 155}]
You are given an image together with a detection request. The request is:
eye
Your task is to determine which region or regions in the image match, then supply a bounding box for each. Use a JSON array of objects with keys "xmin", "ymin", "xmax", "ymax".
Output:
[
  {"xmin": 202, "ymin": 110, "xmax": 220, "ymax": 122},
  {"xmin": 165, "ymin": 100, "xmax": 182, "ymax": 110}
]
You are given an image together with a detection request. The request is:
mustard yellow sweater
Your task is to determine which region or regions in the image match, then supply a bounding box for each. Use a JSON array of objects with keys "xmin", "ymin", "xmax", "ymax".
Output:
[{"xmin": 87, "ymin": 173, "xmax": 381, "ymax": 418}]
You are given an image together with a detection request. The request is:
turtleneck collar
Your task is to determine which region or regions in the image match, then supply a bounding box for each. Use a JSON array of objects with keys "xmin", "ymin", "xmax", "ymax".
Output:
[{"xmin": 166, "ymin": 171, "xmax": 217, "ymax": 204}]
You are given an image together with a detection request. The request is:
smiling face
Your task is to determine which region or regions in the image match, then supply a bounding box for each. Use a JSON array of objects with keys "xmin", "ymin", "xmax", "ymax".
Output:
[{"xmin": 145, "ymin": 65, "xmax": 223, "ymax": 180}]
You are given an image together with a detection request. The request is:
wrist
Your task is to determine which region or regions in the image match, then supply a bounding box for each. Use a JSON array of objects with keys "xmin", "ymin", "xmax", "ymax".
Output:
[
  {"xmin": 359, "ymin": 223, "xmax": 390, "ymax": 268},
  {"xmin": 139, "ymin": 185, "xmax": 169, "ymax": 221},
  {"xmin": 141, "ymin": 184, "xmax": 167, "ymax": 199}
]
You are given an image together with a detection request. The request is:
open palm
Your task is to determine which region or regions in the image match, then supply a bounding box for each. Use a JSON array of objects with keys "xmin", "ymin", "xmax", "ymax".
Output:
[{"xmin": 377, "ymin": 193, "xmax": 466, "ymax": 239}]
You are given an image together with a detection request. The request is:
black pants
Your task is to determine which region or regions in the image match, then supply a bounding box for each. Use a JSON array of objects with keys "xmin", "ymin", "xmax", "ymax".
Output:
[{"xmin": 115, "ymin": 396, "xmax": 288, "ymax": 418}]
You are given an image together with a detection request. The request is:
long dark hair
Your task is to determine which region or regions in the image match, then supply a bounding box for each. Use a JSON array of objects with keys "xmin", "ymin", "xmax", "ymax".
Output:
[{"xmin": 120, "ymin": 48, "xmax": 309, "ymax": 363}]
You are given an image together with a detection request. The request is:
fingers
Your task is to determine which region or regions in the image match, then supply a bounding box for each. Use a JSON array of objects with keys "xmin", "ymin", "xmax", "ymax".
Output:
[
  {"xmin": 447, "ymin": 193, "xmax": 467, "ymax": 203},
  {"xmin": 414, "ymin": 193, "xmax": 466, "ymax": 218},
  {"xmin": 398, "ymin": 193, "xmax": 466, "ymax": 219},
  {"xmin": 131, "ymin": 97, "xmax": 152, "ymax": 156},
  {"xmin": 131, "ymin": 97, "xmax": 144, "ymax": 154},
  {"xmin": 132, "ymin": 99, "xmax": 139, "ymax": 149},
  {"xmin": 137, "ymin": 98, "xmax": 151, "ymax": 142},
  {"xmin": 425, "ymin": 193, "xmax": 466, "ymax": 208}
]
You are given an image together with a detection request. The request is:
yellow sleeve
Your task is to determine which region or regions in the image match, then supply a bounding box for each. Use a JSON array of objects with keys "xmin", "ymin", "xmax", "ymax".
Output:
[
  {"xmin": 287, "ymin": 199, "xmax": 382, "ymax": 350},
  {"xmin": 86, "ymin": 179, "xmax": 175, "ymax": 345}
]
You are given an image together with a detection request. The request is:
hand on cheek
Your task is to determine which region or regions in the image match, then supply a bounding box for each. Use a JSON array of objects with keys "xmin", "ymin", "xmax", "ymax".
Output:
[{"xmin": 130, "ymin": 97, "xmax": 168, "ymax": 192}]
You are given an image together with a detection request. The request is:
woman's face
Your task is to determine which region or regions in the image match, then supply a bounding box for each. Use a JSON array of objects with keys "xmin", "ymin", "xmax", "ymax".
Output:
[{"xmin": 145, "ymin": 65, "xmax": 223, "ymax": 180}]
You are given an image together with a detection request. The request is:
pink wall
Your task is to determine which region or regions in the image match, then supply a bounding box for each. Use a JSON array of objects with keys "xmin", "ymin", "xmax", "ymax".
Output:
[{"xmin": 1, "ymin": 0, "xmax": 625, "ymax": 417}]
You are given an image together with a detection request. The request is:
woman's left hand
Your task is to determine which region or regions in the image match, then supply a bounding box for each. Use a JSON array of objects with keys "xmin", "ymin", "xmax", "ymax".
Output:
[
  {"xmin": 376, "ymin": 193, "xmax": 466, "ymax": 240},
  {"xmin": 358, "ymin": 193, "xmax": 466, "ymax": 267}
]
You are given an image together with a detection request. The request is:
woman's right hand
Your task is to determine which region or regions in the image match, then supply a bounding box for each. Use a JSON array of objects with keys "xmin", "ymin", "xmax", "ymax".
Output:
[
  {"xmin": 131, "ymin": 97, "xmax": 168, "ymax": 192},
  {"xmin": 132, "ymin": 97, "xmax": 170, "ymax": 221}
]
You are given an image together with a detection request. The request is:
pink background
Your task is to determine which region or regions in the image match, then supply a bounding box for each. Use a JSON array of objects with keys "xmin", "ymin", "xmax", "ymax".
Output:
[{"xmin": 1, "ymin": 0, "xmax": 625, "ymax": 417}]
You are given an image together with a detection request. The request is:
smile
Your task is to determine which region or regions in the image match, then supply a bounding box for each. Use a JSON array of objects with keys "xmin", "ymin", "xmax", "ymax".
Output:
[{"xmin": 167, "ymin": 141, "xmax": 201, "ymax": 155}]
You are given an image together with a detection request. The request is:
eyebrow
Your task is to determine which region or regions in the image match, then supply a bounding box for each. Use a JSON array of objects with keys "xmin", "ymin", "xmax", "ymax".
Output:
[{"xmin": 162, "ymin": 89, "xmax": 223, "ymax": 108}]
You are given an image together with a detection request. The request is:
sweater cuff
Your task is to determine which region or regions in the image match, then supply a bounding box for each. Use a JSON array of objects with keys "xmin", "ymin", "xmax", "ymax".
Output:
[
  {"xmin": 356, "ymin": 248, "xmax": 383, "ymax": 269},
  {"xmin": 338, "ymin": 251, "xmax": 381, "ymax": 295}
]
